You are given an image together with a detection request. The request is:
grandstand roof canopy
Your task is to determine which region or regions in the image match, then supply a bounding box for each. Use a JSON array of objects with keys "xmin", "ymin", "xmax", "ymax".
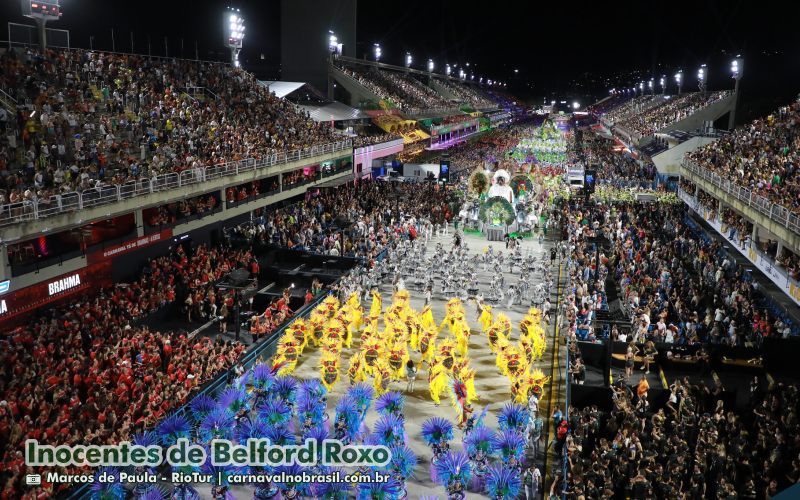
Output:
[
  {"xmin": 257, "ymin": 80, "xmax": 306, "ymax": 98},
  {"xmin": 298, "ymin": 101, "xmax": 368, "ymax": 122}
]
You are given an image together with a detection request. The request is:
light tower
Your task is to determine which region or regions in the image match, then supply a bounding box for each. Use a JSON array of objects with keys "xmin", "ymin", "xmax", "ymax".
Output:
[
  {"xmin": 660, "ymin": 75, "xmax": 666, "ymax": 95},
  {"xmin": 428, "ymin": 59, "xmax": 434, "ymax": 72},
  {"xmin": 373, "ymin": 43, "xmax": 381, "ymax": 62},
  {"xmin": 648, "ymin": 79, "xmax": 654, "ymax": 95},
  {"xmin": 729, "ymin": 56, "xmax": 743, "ymax": 129},
  {"xmin": 445, "ymin": 64, "xmax": 451, "ymax": 77},
  {"xmin": 21, "ymin": 0, "xmax": 61, "ymax": 49},
  {"xmin": 328, "ymin": 31, "xmax": 342, "ymax": 57},
  {"xmin": 697, "ymin": 64, "xmax": 707, "ymax": 94},
  {"xmin": 405, "ymin": 52, "xmax": 413, "ymax": 68},
  {"xmin": 224, "ymin": 8, "xmax": 245, "ymax": 67},
  {"xmin": 674, "ymin": 70, "xmax": 683, "ymax": 95}
]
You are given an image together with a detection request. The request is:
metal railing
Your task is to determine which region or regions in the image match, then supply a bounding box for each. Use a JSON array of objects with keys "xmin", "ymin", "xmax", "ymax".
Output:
[
  {"xmin": 0, "ymin": 140, "xmax": 352, "ymax": 229},
  {"xmin": 682, "ymin": 160, "xmax": 800, "ymax": 237}
]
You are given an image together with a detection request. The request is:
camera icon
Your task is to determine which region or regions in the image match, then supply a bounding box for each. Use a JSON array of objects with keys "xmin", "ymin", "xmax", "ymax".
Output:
[{"xmin": 26, "ymin": 474, "xmax": 42, "ymax": 486}]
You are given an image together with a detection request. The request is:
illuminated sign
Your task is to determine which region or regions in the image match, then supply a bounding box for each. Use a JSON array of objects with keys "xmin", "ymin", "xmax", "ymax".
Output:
[
  {"xmin": 0, "ymin": 300, "xmax": 6, "ymax": 315},
  {"xmin": 0, "ymin": 280, "xmax": 9, "ymax": 294},
  {"xmin": 48, "ymin": 274, "xmax": 82, "ymax": 296}
]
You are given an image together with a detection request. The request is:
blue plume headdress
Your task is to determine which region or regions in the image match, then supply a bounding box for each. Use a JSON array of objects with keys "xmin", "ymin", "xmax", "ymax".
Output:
[
  {"xmin": 433, "ymin": 451, "xmax": 471, "ymax": 487},
  {"xmin": 421, "ymin": 417, "xmax": 454, "ymax": 447},
  {"xmin": 156, "ymin": 414, "xmax": 191, "ymax": 447},
  {"xmin": 90, "ymin": 467, "xmax": 124, "ymax": 500},
  {"xmin": 484, "ymin": 463, "xmax": 522, "ymax": 500},
  {"xmin": 375, "ymin": 391, "xmax": 405, "ymax": 417},
  {"xmin": 198, "ymin": 407, "xmax": 235, "ymax": 442},
  {"xmin": 373, "ymin": 413, "xmax": 406, "ymax": 447},
  {"xmin": 497, "ymin": 402, "xmax": 529, "ymax": 433},
  {"xmin": 464, "ymin": 426, "xmax": 497, "ymax": 458}
]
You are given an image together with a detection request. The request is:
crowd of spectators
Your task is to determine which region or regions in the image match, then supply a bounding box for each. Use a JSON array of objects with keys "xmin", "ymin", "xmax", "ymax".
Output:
[
  {"xmin": 605, "ymin": 203, "xmax": 792, "ymax": 344},
  {"xmin": 582, "ymin": 136, "xmax": 656, "ymax": 188},
  {"xmin": 0, "ymin": 47, "xmax": 339, "ymax": 210},
  {"xmin": 617, "ymin": 91, "xmax": 730, "ymax": 138},
  {"xmin": 566, "ymin": 377, "xmax": 800, "ymax": 498},
  {"xmin": 232, "ymin": 179, "xmax": 455, "ymax": 262},
  {"xmin": 686, "ymin": 100, "xmax": 800, "ymax": 215},
  {"xmin": 435, "ymin": 78, "xmax": 494, "ymax": 108},
  {"xmin": 352, "ymin": 131, "xmax": 402, "ymax": 148},
  {"xmin": 697, "ymin": 189, "xmax": 719, "ymax": 214},
  {"xmin": 588, "ymin": 93, "xmax": 634, "ymax": 116},
  {"xmin": 340, "ymin": 65, "xmax": 450, "ymax": 110},
  {"xmin": 602, "ymin": 96, "xmax": 661, "ymax": 125},
  {"xmin": 0, "ymin": 242, "xmax": 253, "ymax": 497},
  {"xmin": 144, "ymin": 194, "xmax": 219, "ymax": 227}
]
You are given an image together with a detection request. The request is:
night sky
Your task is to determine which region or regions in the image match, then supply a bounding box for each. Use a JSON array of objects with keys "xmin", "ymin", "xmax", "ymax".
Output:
[{"xmin": 1, "ymin": 0, "xmax": 797, "ymax": 121}]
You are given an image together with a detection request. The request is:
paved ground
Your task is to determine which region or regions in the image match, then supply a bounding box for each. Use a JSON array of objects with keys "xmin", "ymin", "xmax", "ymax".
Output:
[{"xmin": 194, "ymin": 228, "xmax": 564, "ymax": 499}]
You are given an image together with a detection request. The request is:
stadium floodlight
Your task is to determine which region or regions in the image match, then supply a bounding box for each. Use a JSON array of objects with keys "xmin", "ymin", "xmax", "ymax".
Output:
[
  {"xmin": 328, "ymin": 30, "xmax": 342, "ymax": 56},
  {"xmin": 406, "ymin": 52, "xmax": 413, "ymax": 68},
  {"xmin": 572, "ymin": 101, "xmax": 580, "ymax": 110},
  {"xmin": 674, "ymin": 70, "xmax": 683, "ymax": 94},
  {"xmin": 459, "ymin": 69, "xmax": 466, "ymax": 80},
  {"xmin": 225, "ymin": 8, "xmax": 245, "ymax": 67},
  {"xmin": 373, "ymin": 43, "xmax": 381, "ymax": 61},
  {"xmin": 514, "ymin": 69, "xmax": 519, "ymax": 74},
  {"xmin": 729, "ymin": 55, "xmax": 743, "ymax": 128},
  {"xmin": 648, "ymin": 79, "xmax": 654, "ymax": 94},
  {"xmin": 427, "ymin": 59, "xmax": 434, "ymax": 72},
  {"xmin": 470, "ymin": 74, "xmax": 474, "ymax": 80},
  {"xmin": 697, "ymin": 64, "xmax": 707, "ymax": 93},
  {"xmin": 731, "ymin": 56, "xmax": 743, "ymax": 79},
  {"xmin": 445, "ymin": 64, "xmax": 451, "ymax": 76},
  {"xmin": 639, "ymin": 81, "xmax": 644, "ymax": 92},
  {"xmin": 659, "ymin": 75, "xmax": 666, "ymax": 94}
]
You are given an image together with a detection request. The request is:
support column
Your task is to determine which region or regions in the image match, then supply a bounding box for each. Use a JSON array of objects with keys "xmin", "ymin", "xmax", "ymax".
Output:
[
  {"xmin": 776, "ymin": 241, "xmax": 784, "ymax": 261},
  {"xmin": 134, "ymin": 209, "xmax": 145, "ymax": 237},
  {"xmin": 751, "ymin": 225, "xmax": 758, "ymax": 249},
  {"xmin": 220, "ymin": 188, "xmax": 227, "ymax": 212},
  {"xmin": 0, "ymin": 246, "xmax": 10, "ymax": 282},
  {"xmin": 279, "ymin": 172, "xmax": 283, "ymax": 192}
]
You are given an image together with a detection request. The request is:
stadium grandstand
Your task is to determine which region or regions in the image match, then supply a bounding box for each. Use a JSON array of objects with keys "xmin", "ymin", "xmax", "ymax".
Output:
[{"xmin": 0, "ymin": 1, "xmax": 799, "ymax": 500}]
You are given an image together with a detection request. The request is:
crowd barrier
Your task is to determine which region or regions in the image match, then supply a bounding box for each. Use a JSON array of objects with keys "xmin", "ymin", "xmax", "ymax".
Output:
[
  {"xmin": 0, "ymin": 140, "xmax": 352, "ymax": 228},
  {"xmin": 682, "ymin": 160, "xmax": 800, "ymax": 237},
  {"xmin": 577, "ymin": 337, "xmax": 800, "ymax": 380}
]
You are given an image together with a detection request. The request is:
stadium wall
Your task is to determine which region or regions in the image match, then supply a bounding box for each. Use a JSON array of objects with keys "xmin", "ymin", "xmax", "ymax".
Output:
[{"xmin": 281, "ymin": 0, "xmax": 357, "ymax": 92}]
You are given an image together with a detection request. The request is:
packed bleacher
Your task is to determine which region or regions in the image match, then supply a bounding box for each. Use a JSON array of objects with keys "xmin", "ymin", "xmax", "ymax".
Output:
[
  {"xmin": 435, "ymin": 78, "xmax": 494, "ymax": 108},
  {"xmin": 340, "ymin": 64, "xmax": 450, "ymax": 111},
  {"xmin": 0, "ymin": 242, "xmax": 254, "ymax": 497},
  {"xmin": 582, "ymin": 136, "xmax": 656, "ymax": 189},
  {"xmin": 601, "ymin": 96, "xmax": 663, "ymax": 125},
  {"xmin": 231, "ymin": 179, "xmax": 454, "ymax": 260},
  {"xmin": 617, "ymin": 91, "xmax": 730, "ymax": 138},
  {"xmin": 0, "ymin": 47, "xmax": 340, "ymax": 212},
  {"xmin": 686, "ymin": 100, "xmax": 800, "ymax": 215},
  {"xmin": 352, "ymin": 131, "xmax": 402, "ymax": 148},
  {"xmin": 588, "ymin": 94, "xmax": 634, "ymax": 116},
  {"xmin": 565, "ymin": 377, "xmax": 799, "ymax": 498},
  {"xmin": 567, "ymin": 199, "xmax": 794, "ymax": 344}
]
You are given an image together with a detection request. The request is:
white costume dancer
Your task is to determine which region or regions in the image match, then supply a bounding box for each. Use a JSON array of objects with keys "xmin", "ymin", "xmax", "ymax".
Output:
[{"xmin": 487, "ymin": 169, "xmax": 514, "ymax": 203}]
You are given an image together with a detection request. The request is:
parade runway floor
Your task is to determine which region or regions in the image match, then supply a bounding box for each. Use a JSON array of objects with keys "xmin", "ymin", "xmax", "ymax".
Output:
[{"xmin": 192, "ymin": 229, "xmax": 564, "ymax": 499}]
